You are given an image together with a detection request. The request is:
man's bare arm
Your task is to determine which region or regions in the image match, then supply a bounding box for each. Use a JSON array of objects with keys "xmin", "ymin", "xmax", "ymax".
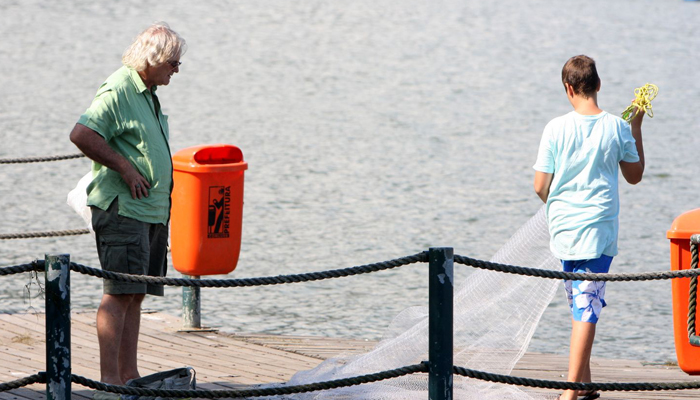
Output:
[{"xmin": 69, "ymin": 123, "xmax": 151, "ymax": 199}]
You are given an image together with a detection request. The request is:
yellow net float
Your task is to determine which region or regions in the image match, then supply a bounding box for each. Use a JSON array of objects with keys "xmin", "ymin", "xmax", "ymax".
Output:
[{"xmin": 621, "ymin": 83, "xmax": 658, "ymax": 122}]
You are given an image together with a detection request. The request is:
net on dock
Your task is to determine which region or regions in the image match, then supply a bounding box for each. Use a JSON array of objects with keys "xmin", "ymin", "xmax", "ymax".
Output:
[{"xmin": 279, "ymin": 206, "xmax": 559, "ymax": 399}]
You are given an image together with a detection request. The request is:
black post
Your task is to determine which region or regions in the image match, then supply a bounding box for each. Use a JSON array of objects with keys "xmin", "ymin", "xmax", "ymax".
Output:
[
  {"xmin": 428, "ymin": 247, "xmax": 453, "ymax": 400},
  {"xmin": 45, "ymin": 254, "xmax": 71, "ymax": 400}
]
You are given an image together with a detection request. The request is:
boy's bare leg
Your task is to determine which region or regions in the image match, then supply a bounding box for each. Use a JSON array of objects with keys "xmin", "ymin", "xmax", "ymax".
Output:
[{"xmin": 560, "ymin": 320, "xmax": 596, "ymax": 400}]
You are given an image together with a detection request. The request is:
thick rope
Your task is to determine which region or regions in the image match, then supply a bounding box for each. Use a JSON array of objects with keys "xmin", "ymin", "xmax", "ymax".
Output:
[
  {"xmin": 0, "ymin": 229, "xmax": 90, "ymax": 240},
  {"xmin": 72, "ymin": 364, "xmax": 428, "ymax": 398},
  {"xmin": 452, "ymin": 365, "xmax": 700, "ymax": 392},
  {"xmin": 689, "ymin": 235, "xmax": 700, "ymax": 345},
  {"xmin": 0, "ymin": 261, "xmax": 43, "ymax": 276},
  {"xmin": 0, "ymin": 373, "xmax": 44, "ymax": 392},
  {"xmin": 7, "ymin": 365, "xmax": 700, "ymax": 396},
  {"xmin": 5, "ymin": 252, "xmax": 700, "ymax": 284},
  {"xmin": 67, "ymin": 252, "xmax": 428, "ymax": 287},
  {"xmin": 454, "ymin": 254, "xmax": 700, "ymax": 282},
  {"xmin": 0, "ymin": 153, "xmax": 85, "ymax": 164},
  {"xmin": 621, "ymin": 83, "xmax": 658, "ymax": 122}
]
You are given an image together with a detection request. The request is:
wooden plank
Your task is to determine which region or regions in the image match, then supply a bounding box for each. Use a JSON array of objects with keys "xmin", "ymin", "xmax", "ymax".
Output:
[
  {"xmin": 2, "ymin": 311, "xmax": 700, "ymax": 399},
  {"xmin": 3, "ymin": 312, "xmax": 279, "ymax": 384},
  {"xmin": 69, "ymin": 312, "xmax": 319, "ymax": 381},
  {"xmin": 233, "ymin": 332, "xmax": 377, "ymax": 358}
]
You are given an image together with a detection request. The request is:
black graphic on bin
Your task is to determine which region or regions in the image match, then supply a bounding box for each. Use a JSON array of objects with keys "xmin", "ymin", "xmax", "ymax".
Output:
[{"xmin": 208, "ymin": 186, "xmax": 230, "ymax": 238}]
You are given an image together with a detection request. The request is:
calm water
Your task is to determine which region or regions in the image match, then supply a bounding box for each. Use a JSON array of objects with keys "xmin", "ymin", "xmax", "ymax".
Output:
[{"xmin": 1, "ymin": 0, "xmax": 699, "ymax": 364}]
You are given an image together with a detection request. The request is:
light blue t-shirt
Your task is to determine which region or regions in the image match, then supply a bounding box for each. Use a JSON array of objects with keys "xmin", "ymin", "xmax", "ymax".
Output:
[{"xmin": 533, "ymin": 111, "xmax": 639, "ymax": 260}]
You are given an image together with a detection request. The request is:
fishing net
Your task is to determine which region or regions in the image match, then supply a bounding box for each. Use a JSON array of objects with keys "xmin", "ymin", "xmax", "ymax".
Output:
[{"xmin": 275, "ymin": 206, "xmax": 560, "ymax": 399}]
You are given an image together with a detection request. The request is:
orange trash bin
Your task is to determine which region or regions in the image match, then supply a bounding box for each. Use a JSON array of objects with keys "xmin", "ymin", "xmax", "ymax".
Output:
[
  {"xmin": 171, "ymin": 144, "xmax": 248, "ymax": 276},
  {"xmin": 668, "ymin": 208, "xmax": 700, "ymax": 375}
]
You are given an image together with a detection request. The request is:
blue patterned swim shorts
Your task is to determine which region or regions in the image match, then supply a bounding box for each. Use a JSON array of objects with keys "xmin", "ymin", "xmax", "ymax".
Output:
[{"xmin": 562, "ymin": 255, "xmax": 613, "ymax": 324}]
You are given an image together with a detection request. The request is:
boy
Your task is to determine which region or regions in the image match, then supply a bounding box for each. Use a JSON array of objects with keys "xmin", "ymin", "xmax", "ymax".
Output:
[{"xmin": 533, "ymin": 55, "xmax": 645, "ymax": 400}]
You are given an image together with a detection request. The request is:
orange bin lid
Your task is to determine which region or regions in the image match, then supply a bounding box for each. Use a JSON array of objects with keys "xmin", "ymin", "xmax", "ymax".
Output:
[
  {"xmin": 667, "ymin": 208, "xmax": 700, "ymax": 239},
  {"xmin": 172, "ymin": 144, "xmax": 248, "ymax": 173}
]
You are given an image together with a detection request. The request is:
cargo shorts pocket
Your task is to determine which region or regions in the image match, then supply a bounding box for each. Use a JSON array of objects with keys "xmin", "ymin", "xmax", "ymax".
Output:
[{"xmin": 97, "ymin": 234, "xmax": 144, "ymax": 276}]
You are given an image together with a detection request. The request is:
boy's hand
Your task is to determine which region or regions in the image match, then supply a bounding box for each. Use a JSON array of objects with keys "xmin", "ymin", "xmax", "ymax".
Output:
[{"xmin": 630, "ymin": 106, "xmax": 645, "ymax": 128}]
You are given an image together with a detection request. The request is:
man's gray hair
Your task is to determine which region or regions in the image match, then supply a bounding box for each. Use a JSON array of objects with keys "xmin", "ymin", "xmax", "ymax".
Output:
[{"xmin": 122, "ymin": 22, "xmax": 187, "ymax": 71}]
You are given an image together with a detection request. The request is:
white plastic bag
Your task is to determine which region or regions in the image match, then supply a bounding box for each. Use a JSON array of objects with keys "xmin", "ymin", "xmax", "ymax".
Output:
[{"xmin": 66, "ymin": 171, "xmax": 95, "ymax": 237}]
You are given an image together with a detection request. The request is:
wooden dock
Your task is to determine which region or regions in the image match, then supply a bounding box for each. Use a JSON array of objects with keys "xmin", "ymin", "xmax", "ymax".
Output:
[{"xmin": 1, "ymin": 311, "xmax": 699, "ymax": 399}]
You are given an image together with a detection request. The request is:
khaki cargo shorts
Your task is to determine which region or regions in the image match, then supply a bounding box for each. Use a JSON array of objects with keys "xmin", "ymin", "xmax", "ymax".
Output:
[{"xmin": 91, "ymin": 198, "xmax": 168, "ymax": 296}]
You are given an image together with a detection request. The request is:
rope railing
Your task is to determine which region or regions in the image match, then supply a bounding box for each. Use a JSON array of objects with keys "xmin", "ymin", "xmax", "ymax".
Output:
[
  {"xmin": 451, "ymin": 365, "xmax": 700, "ymax": 392},
  {"xmin": 2, "ymin": 224, "xmax": 697, "ymax": 280},
  {"xmin": 0, "ymin": 261, "xmax": 42, "ymax": 275},
  {"xmin": 453, "ymin": 254, "xmax": 700, "ymax": 282},
  {"xmin": 0, "ymin": 153, "xmax": 85, "ymax": 164},
  {"xmin": 4, "ymin": 243, "xmax": 700, "ymax": 398},
  {"xmin": 0, "ymin": 153, "xmax": 89, "ymax": 239},
  {"xmin": 67, "ymin": 254, "xmax": 427, "ymax": 286},
  {"xmin": 71, "ymin": 364, "xmax": 429, "ymax": 398},
  {"xmin": 0, "ymin": 373, "xmax": 45, "ymax": 392},
  {"xmin": 6, "ymin": 363, "xmax": 700, "ymax": 397},
  {"xmin": 0, "ymin": 229, "xmax": 90, "ymax": 240},
  {"xmin": 4, "ymin": 253, "xmax": 700, "ymax": 285},
  {"xmin": 687, "ymin": 235, "xmax": 700, "ymax": 346}
]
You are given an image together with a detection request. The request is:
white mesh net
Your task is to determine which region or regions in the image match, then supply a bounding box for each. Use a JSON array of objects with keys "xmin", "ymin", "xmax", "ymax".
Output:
[{"xmin": 272, "ymin": 206, "xmax": 560, "ymax": 399}]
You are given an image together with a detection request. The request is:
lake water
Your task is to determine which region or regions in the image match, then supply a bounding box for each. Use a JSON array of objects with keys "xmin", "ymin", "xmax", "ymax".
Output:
[{"xmin": 0, "ymin": 0, "xmax": 699, "ymax": 365}]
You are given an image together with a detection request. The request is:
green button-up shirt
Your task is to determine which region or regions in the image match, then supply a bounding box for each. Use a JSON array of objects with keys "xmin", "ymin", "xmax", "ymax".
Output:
[{"xmin": 78, "ymin": 66, "xmax": 173, "ymax": 225}]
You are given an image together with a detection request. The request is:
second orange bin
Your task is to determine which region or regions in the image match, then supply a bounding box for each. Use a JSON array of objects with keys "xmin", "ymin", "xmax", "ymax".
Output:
[
  {"xmin": 668, "ymin": 208, "xmax": 700, "ymax": 375},
  {"xmin": 171, "ymin": 144, "xmax": 248, "ymax": 276}
]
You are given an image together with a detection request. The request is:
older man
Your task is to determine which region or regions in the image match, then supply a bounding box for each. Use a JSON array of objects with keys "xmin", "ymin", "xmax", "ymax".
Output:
[{"xmin": 69, "ymin": 22, "xmax": 186, "ymax": 394}]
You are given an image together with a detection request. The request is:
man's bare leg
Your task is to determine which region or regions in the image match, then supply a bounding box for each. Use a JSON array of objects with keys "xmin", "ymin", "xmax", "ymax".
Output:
[
  {"xmin": 97, "ymin": 294, "xmax": 137, "ymax": 384},
  {"xmin": 119, "ymin": 293, "xmax": 145, "ymax": 383}
]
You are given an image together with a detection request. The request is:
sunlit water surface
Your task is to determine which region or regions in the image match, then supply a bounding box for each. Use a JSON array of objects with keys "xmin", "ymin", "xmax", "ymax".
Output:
[{"xmin": 1, "ymin": 0, "xmax": 699, "ymax": 364}]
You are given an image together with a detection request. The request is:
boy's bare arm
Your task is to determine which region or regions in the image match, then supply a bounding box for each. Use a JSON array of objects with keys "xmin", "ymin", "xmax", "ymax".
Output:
[
  {"xmin": 620, "ymin": 111, "xmax": 645, "ymax": 185},
  {"xmin": 534, "ymin": 171, "xmax": 553, "ymax": 203}
]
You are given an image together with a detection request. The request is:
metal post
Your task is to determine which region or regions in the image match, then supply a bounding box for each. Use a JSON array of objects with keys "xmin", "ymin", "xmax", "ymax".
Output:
[
  {"xmin": 428, "ymin": 247, "xmax": 454, "ymax": 400},
  {"xmin": 45, "ymin": 254, "xmax": 71, "ymax": 400},
  {"xmin": 182, "ymin": 275, "xmax": 201, "ymax": 329}
]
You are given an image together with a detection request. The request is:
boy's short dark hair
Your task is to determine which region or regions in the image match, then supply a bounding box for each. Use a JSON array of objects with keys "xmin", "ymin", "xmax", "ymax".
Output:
[{"xmin": 561, "ymin": 55, "xmax": 600, "ymax": 98}]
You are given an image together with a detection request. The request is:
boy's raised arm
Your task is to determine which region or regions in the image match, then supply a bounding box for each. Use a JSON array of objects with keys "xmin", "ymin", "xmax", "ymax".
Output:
[{"xmin": 620, "ymin": 111, "xmax": 645, "ymax": 185}]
